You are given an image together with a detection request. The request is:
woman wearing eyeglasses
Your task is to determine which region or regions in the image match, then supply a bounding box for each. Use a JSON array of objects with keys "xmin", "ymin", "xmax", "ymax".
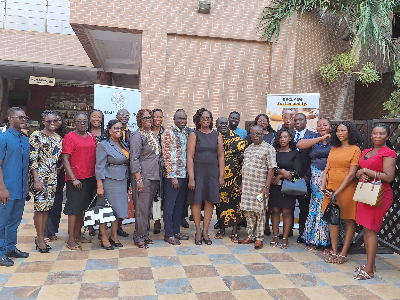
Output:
[
  {"xmin": 61, "ymin": 112, "xmax": 97, "ymax": 250},
  {"xmin": 246, "ymin": 114, "xmax": 275, "ymax": 145},
  {"xmin": 95, "ymin": 119, "xmax": 130, "ymax": 250},
  {"xmin": 29, "ymin": 110, "xmax": 63, "ymax": 252},
  {"xmin": 130, "ymin": 109, "xmax": 161, "ymax": 248},
  {"xmin": 187, "ymin": 108, "xmax": 225, "ymax": 245}
]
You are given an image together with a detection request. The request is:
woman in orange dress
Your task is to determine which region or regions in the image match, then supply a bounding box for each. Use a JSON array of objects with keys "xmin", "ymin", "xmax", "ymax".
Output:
[{"xmin": 321, "ymin": 121, "xmax": 362, "ymax": 264}]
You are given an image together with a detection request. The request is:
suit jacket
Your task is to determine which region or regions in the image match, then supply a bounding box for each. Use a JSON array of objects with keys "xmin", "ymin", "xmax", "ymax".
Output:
[
  {"xmin": 293, "ymin": 129, "xmax": 315, "ymax": 178},
  {"xmin": 95, "ymin": 139, "xmax": 130, "ymax": 181}
]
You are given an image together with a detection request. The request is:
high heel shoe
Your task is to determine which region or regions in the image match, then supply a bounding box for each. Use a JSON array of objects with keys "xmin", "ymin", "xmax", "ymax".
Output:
[
  {"xmin": 35, "ymin": 237, "xmax": 51, "ymax": 250},
  {"xmin": 35, "ymin": 244, "xmax": 50, "ymax": 253},
  {"xmin": 100, "ymin": 241, "xmax": 114, "ymax": 250},
  {"xmin": 109, "ymin": 238, "xmax": 123, "ymax": 247}
]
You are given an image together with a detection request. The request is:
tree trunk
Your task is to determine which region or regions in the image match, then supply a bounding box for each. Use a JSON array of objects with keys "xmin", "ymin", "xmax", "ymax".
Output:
[{"xmin": 333, "ymin": 72, "xmax": 353, "ymax": 120}]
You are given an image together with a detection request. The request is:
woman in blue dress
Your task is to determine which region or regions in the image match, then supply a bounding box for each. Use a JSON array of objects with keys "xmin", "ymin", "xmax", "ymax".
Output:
[{"xmin": 297, "ymin": 117, "xmax": 332, "ymax": 250}]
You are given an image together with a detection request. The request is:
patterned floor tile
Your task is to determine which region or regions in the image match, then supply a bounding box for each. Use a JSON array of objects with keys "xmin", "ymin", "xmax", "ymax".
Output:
[
  {"xmin": 57, "ymin": 250, "xmax": 90, "ymax": 260},
  {"xmin": 14, "ymin": 261, "xmax": 53, "ymax": 273},
  {"xmin": 300, "ymin": 286, "xmax": 346, "ymax": 300},
  {"xmin": 0, "ymin": 286, "xmax": 41, "ymax": 300},
  {"xmin": 175, "ymin": 246, "xmax": 206, "ymax": 256},
  {"xmin": 286, "ymin": 273, "xmax": 328, "ymax": 287},
  {"xmin": 364, "ymin": 283, "xmax": 400, "ymax": 299},
  {"xmin": 226, "ymin": 244, "xmax": 257, "ymax": 254},
  {"xmin": 301, "ymin": 261, "xmax": 341, "ymax": 273},
  {"xmin": 119, "ymin": 257, "xmax": 151, "ymax": 269},
  {"xmin": 51, "ymin": 259, "xmax": 87, "ymax": 272},
  {"xmin": 202, "ymin": 245, "xmax": 232, "ymax": 255},
  {"xmin": 234, "ymin": 253, "xmax": 268, "ymax": 264},
  {"xmin": 262, "ymin": 253, "xmax": 296, "ymax": 262},
  {"xmin": 266, "ymin": 287, "xmax": 311, "ymax": 300},
  {"xmin": 85, "ymin": 258, "xmax": 118, "ymax": 270},
  {"xmin": 0, "ymin": 274, "xmax": 12, "ymax": 287},
  {"xmin": 222, "ymin": 275, "xmax": 264, "ymax": 291},
  {"xmin": 119, "ymin": 296, "xmax": 158, "ymax": 300},
  {"xmin": 149, "ymin": 256, "xmax": 181, "ymax": 267},
  {"xmin": 152, "ymin": 266, "xmax": 186, "ymax": 279},
  {"xmin": 333, "ymin": 285, "xmax": 382, "ymax": 300},
  {"xmin": 189, "ymin": 277, "xmax": 230, "ymax": 293},
  {"xmin": 83, "ymin": 269, "xmax": 119, "ymax": 283},
  {"xmin": 4, "ymin": 272, "xmax": 48, "ymax": 287},
  {"xmin": 154, "ymin": 278, "xmax": 193, "ymax": 295},
  {"xmin": 253, "ymin": 274, "xmax": 296, "ymax": 289},
  {"xmin": 119, "ymin": 267, "xmax": 153, "ymax": 281},
  {"xmin": 78, "ymin": 282, "xmax": 119, "ymax": 299},
  {"xmin": 119, "ymin": 280, "xmax": 157, "ymax": 297},
  {"xmin": 158, "ymin": 293, "xmax": 197, "ymax": 300},
  {"xmin": 207, "ymin": 254, "xmax": 241, "ymax": 265},
  {"xmin": 244, "ymin": 263, "xmax": 281, "ymax": 275},
  {"xmin": 37, "ymin": 283, "xmax": 81, "ymax": 300},
  {"xmin": 272, "ymin": 262, "xmax": 311, "ymax": 274},
  {"xmin": 215, "ymin": 264, "xmax": 251, "ymax": 277},
  {"xmin": 147, "ymin": 246, "xmax": 177, "ymax": 257},
  {"xmin": 179, "ymin": 255, "xmax": 212, "ymax": 266},
  {"xmin": 183, "ymin": 265, "xmax": 219, "ymax": 278},
  {"xmin": 196, "ymin": 291, "xmax": 235, "ymax": 299},
  {"xmin": 44, "ymin": 271, "xmax": 84, "ymax": 285},
  {"xmin": 119, "ymin": 248, "xmax": 148, "ymax": 258}
]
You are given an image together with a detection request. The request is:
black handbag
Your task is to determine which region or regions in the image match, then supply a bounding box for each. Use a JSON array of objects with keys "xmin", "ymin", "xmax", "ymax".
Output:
[
  {"xmin": 281, "ymin": 177, "xmax": 308, "ymax": 196},
  {"xmin": 83, "ymin": 196, "xmax": 116, "ymax": 226},
  {"xmin": 322, "ymin": 193, "xmax": 340, "ymax": 225}
]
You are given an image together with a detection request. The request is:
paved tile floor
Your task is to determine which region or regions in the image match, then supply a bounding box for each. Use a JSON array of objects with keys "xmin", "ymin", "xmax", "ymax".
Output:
[{"xmin": 1, "ymin": 201, "xmax": 400, "ymax": 300}]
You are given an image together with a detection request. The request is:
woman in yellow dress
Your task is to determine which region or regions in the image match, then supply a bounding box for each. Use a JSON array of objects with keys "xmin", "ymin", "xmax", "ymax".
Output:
[{"xmin": 321, "ymin": 121, "xmax": 362, "ymax": 264}]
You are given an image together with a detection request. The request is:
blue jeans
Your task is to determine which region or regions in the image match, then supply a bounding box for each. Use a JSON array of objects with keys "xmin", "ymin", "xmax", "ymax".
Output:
[
  {"xmin": 0, "ymin": 198, "xmax": 26, "ymax": 256},
  {"xmin": 163, "ymin": 178, "xmax": 188, "ymax": 237}
]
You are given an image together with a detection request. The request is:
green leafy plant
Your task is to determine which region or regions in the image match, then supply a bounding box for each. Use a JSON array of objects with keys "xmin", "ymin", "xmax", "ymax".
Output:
[{"xmin": 383, "ymin": 62, "xmax": 400, "ymax": 118}]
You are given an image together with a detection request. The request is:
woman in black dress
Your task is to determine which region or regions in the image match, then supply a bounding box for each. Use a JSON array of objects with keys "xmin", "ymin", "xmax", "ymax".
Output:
[
  {"xmin": 270, "ymin": 128, "xmax": 303, "ymax": 249},
  {"xmin": 187, "ymin": 108, "xmax": 225, "ymax": 245}
]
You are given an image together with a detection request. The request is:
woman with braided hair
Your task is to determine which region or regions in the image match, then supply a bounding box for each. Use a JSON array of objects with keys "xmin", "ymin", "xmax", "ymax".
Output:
[{"xmin": 29, "ymin": 110, "xmax": 63, "ymax": 252}]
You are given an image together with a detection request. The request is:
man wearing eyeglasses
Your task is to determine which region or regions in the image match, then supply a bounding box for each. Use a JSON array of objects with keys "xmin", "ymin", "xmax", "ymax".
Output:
[
  {"xmin": 0, "ymin": 107, "xmax": 30, "ymax": 266},
  {"xmin": 116, "ymin": 109, "xmax": 134, "ymax": 145}
]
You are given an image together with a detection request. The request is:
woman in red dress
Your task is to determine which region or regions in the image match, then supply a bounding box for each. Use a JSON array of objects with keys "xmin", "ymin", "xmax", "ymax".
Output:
[{"xmin": 353, "ymin": 123, "xmax": 396, "ymax": 280}]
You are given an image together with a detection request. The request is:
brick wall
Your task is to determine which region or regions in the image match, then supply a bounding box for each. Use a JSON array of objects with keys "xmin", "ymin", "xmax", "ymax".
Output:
[
  {"xmin": 0, "ymin": 29, "xmax": 93, "ymax": 67},
  {"xmin": 69, "ymin": 0, "xmax": 358, "ymax": 126}
]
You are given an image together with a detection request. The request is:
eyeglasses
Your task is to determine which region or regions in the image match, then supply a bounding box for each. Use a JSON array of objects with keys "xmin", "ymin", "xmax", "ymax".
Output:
[
  {"xmin": 250, "ymin": 133, "xmax": 263, "ymax": 137},
  {"xmin": 74, "ymin": 120, "xmax": 88, "ymax": 124},
  {"xmin": 142, "ymin": 116, "xmax": 153, "ymax": 121},
  {"xmin": 117, "ymin": 113, "xmax": 130, "ymax": 117},
  {"xmin": 10, "ymin": 116, "xmax": 29, "ymax": 121},
  {"xmin": 44, "ymin": 120, "xmax": 59, "ymax": 125},
  {"xmin": 113, "ymin": 127, "xmax": 124, "ymax": 131},
  {"xmin": 201, "ymin": 116, "xmax": 211, "ymax": 121}
]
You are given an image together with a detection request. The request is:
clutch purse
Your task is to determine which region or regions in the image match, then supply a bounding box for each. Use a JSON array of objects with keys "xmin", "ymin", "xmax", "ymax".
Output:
[
  {"xmin": 84, "ymin": 196, "xmax": 116, "ymax": 226},
  {"xmin": 322, "ymin": 193, "xmax": 340, "ymax": 225},
  {"xmin": 281, "ymin": 177, "xmax": 308, "ymax": 196},
  {"xmin": 353, "ymin": 172, "xmax": 384, "ymax": 207}
]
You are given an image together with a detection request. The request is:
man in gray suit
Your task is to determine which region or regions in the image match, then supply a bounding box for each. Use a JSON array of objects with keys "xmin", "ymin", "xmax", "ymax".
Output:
[{"xmin": 292, "ymin": 113, "xmax": 314, "ymax": 243}]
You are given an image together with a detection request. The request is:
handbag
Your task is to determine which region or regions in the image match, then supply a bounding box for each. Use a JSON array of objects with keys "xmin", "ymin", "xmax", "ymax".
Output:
[
  {"xmin": 353, "ymin": 172, "xmax": 384, "ymax": 207},
  {"xmin": 281, "ymin": 176, "xmax": 308, "ymax": 196},
  {"xmin": 83, "ymin": 196, "xmax": 116, "ymax": 226},
  {"xmin": 322, "ymin": 193, "xmax": 340, "ymax": 225}
]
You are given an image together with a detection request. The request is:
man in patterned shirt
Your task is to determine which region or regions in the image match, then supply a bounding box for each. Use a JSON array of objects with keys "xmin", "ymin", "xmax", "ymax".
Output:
[
  {"xmin": 161, "ymin": 109, "xmax": 190, "ymax": 245},
  {"xmin": 239, "ymin": 125, "xmax": 277, "ymax": 250}
]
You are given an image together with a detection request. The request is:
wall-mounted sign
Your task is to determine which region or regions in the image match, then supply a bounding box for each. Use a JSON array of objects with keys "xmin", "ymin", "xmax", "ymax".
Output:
[{"xmin": 29, "ymin": 76, "xmax": 56, "ymax": 86}]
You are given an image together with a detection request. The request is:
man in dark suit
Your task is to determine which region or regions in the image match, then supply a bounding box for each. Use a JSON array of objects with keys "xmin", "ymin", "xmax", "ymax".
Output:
[{"xmin": 293, "ymin": 113, "xmax": 314, "ymax": 243}]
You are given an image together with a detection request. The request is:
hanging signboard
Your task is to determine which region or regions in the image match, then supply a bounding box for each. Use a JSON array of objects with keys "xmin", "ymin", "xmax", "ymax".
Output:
[
  {"xmin": 266, "ymin": 93, "xmax": 320, "ymax": 131},
  {"xmin": 29, "ymin": 76, "xmax": 56, "ymax": 86},
  {"xmin": 94, "ymin": 84, "xmax": 141, "ymax": 132}
]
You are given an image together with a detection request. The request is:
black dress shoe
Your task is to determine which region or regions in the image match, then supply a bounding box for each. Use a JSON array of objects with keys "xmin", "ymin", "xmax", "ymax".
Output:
[
  {"xmin": 181, "ymin": 218, "xmax": 189, "ymax": 228},
  {"xmin": 100, "ymin": 242, "xmax": 114, "ymax": 250},
  {"xmin": 109, "ymin": 238, "xmax": 123, "ymax": 247},
  {"xmin": 297, "ymin": 236, "xmax": 306, "ymax": 244},
  {"xmin": 189, "ymin": 215, "xmax": 194, "ymax": 221},
  {"xmin": 0, "ymin": 255, "xmax": 14, "ymax": 267},
  {"xmin": 117, "ymin": 227, "xmax": 129, "ymax": 237},
  {"xmin": 35, "ymin": 245, "xmax": 50, "ymax": 253},
  {"xmin": 6, "ymin": 248, "xmax": 29, "ymax": 258}
]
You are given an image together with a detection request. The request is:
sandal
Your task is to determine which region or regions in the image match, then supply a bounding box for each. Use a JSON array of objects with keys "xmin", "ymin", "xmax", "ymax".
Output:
[
  {"xmin": 280, "ymin": 238, "xmax": 289, "ymax": 249},
  {"xmin": 307, "ymin": 245, "xmax": 317, "ymax": 251},
  {"xmin": 214, "ymin": 230, "xmax": 225, "ymax": 239},
  {"xmin": 66, "ymin": 243, "xmax": 82, "ymax": 251},
  {"xmin": 135, "ymin": 241, "xmax": 148, "ymax": 249},
  {"xmin": 353, "ymin": 269, "xmax": 374, "ymax": 280},
  {"xmin": 335, "ymin": 254, "xmax": 348, "ymax": 264},
  {"xmin": 323, "ymin": 248, "xmax": 334, "ymax": 255},
  {"xmin": 270, "ymin": 236, "xmax": 279, "ymax": 247},
  {"xmin": 76, "ymin": 236, "xmax": 92, "ymax": 243},
  {"xmin": 230, "ymin": 234, "xmax": 240, "ymax": 243},
  {"xmin": 325, "ymin": 253, "xmax": 338, "ymax": 263},
  {"xmin": 195, "ymin": 232, "xmax": 202, "ymax": 245},
  {"xmin": 354, "ymin": 265, "xmax": 377, "ymax": 273}
]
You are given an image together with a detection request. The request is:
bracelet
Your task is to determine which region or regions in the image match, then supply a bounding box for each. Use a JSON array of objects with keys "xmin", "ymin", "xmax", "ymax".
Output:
[
  {"xmin": 135, "ymin": 177, "xmax": 143, "ymax": 183},
  {"xmin": 72, "ymin": 178, "xmax": 77, "ymax": 181},
  {"xmin": 264, "ymin": 186, "xmax": 270, "ymax": 189},
  {"xmin": 363, "ymin": 168, "xmax": 366, "ymax": 174}
]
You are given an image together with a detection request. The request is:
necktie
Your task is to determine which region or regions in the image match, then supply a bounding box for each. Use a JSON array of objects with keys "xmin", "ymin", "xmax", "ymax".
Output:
[{"xmin": 295, "ymin": 132, "xmax": 300, "ymax": 144}]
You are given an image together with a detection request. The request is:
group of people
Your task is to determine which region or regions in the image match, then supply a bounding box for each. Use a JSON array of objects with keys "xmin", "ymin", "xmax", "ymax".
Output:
[{"xmin": 0, "ymin": 106, "xmax": 396, "ymax": 281}]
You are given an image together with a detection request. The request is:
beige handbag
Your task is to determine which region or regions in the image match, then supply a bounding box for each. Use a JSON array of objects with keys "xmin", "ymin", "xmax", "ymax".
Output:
[{"xmin": 353, "ymin": 172, "xmax": 384, "ymax": 207}]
